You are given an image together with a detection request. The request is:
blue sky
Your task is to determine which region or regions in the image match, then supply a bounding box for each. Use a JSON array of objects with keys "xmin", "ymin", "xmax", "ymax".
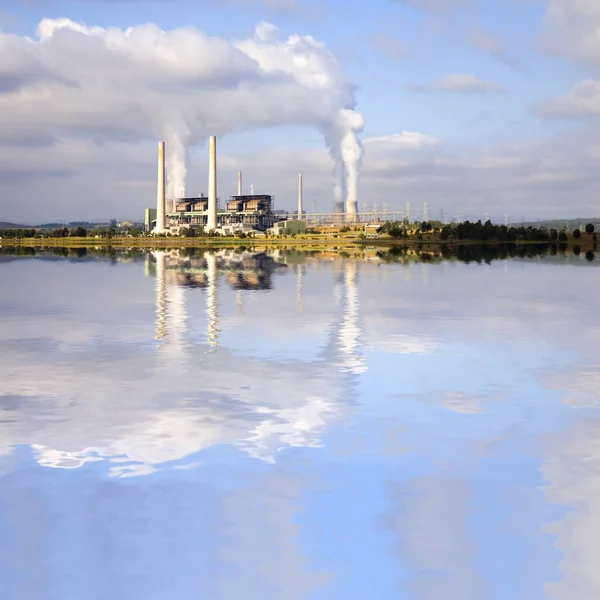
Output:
[{"xmin": 1, "ymin": 0, "xmax": 599, "ymax": 221}]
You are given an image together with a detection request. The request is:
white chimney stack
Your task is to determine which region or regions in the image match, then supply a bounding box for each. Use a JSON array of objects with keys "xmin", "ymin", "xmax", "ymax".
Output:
[
  {"xmin": 207, "ymin": 136, "xmax": 217, "ymax": 231},
  {"xmin": 297, "ymin": 173, "xmax": 303, "ymax": 220},
  {"xmin": 237, "ymin": 171, "xmax": 242, "ymax": 196},
  {"xmin": 155, "ymin": 141, "xmax": 166, "ymax": 233}
]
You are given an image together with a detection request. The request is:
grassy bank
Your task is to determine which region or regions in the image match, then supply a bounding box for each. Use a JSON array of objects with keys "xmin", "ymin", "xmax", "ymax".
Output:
[{"xmin": 2, "ymin": 231, "xmax": 597, "ymax": 250}]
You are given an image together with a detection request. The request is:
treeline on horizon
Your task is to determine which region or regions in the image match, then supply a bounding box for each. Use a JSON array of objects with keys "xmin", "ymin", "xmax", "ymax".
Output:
[
  {"xmin": 0, "ymin": 225, "xmax": 143, "ymax": 239},
  {"xmin": 378, "ymin": 219, "xmax": 597, "ymax": 242}
]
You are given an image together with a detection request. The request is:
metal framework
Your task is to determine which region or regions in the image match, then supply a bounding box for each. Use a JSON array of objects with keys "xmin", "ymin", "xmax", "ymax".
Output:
[{"xmin": 286, "ymin": 212, "xmax": 407, "ymax": 226}]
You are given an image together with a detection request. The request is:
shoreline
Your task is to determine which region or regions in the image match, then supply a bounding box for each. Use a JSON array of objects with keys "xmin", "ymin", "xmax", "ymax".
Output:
[{"xmin": 1, "ymin": 235, "xmax": 596, "ymax": 250}]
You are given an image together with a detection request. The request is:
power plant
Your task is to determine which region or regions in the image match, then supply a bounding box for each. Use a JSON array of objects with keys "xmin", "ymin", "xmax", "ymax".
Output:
[
  {"xmin": 145, "ymin": 138, "xmax": 307, "ymax": 236},
  {"xmin": 145, "ymin": 136, "xmax": 393, "ymax": 235}
]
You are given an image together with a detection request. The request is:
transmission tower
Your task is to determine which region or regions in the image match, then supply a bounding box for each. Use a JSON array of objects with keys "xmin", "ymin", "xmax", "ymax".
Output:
[
  {"xmin": 312, "ymin": 199, "xmax": 316, "ymax": 214},
  {"xmin": 422, "ymin": 201, "xmax": 430, "ymax": 222},
  {"xmin": 405, "ymin": 202, "xmax": 412, "ymax": 222},
  {"xmin": 483, "ymin": 211, "xmax": 490, "ymax": 223},
  {"xmin": 372, "ymin": 203, "xmax": 378, "ymax": 221},
  {"xmin": 504, "ymin": 214, "xmax": 509, "ymax": 227}
]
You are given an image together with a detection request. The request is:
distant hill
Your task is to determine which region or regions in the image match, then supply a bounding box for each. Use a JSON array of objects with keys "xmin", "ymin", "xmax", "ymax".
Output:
[
  {"xmin": 522, "ymin": 218, "xmax": 600, "ymax": 230},
  {"xmin": 0, "ymin": 221, "xmax": 33, "ymax": 229}
]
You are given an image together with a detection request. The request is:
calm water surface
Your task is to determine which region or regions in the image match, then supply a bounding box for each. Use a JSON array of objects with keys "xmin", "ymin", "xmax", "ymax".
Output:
[{"xmin": 1, "ymin": 248, "xmax": 599, "ymax": 599}]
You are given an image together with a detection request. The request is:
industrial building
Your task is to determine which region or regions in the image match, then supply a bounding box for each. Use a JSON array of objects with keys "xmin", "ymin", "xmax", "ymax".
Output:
[
  {"xmin": 268, "ymin": 220, "xmax": 307, "ymax": 236},
  {"xmin": 146, "ymin": 137, "xmax": 306, "ymax": 236},
  {"xmin": 165, "ymin": 193, "xmax": 279, "ymax": 233}
]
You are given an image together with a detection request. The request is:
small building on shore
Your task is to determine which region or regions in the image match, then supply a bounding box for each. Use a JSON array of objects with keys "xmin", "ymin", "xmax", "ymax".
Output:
[
  {"xmin": 364, "ymin": 224, "xmax": 380, "ymax": 238},
  {"xmin": 268, "ymin": 220, "xmax": 307, "ymax": 236}
]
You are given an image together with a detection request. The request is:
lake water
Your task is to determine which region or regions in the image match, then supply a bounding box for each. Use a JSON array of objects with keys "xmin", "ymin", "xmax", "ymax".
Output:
[{"xmin": 0, "ymin": 247, "xmax": 599, "ymax": 599}]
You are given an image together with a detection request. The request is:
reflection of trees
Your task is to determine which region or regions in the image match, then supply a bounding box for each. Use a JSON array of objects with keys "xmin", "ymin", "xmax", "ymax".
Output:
[{"xmin": 376, "ymin": 243, "xmax": 553, "ymax": 265}]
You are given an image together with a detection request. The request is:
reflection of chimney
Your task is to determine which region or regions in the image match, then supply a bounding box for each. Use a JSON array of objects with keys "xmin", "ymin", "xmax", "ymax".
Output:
[
  {"xmin": 206, "ymin": 252, "xmax": 219, "ymax": 349},
  {"xmin": 156, "ymin": 142, "xmax": 166, "ymax": 233},
  {"xmin": 144, "ymin": 253, "xmax": 152, "ymax": 278},
  {"xmin": 236, "ymin": 289, "xmax": 244, "ymax": 316},
  {"xmin": 296, "ymin": 265, "xmax": 303, "ymax": 314},
  {"xmin": 168, "ymin": 277, "xmax": 187, "ymax": 352},
  {"xmin": 208, "ymin": 136, "xmax": 217, "ymax": 231},
  {"xmin": 237, "ymin": 171, "xmax": 242, "ymax": 196},
  {"xmin": 154, "ymin": 251, "xmax": 167, "ymax": 340},
  {"xmin": 297, "ymin": 173, "xmax": 303, "ymax": 220},
  {"xmin": 338, "ymin": 261, "xmax": 366, "ymax": 374}
]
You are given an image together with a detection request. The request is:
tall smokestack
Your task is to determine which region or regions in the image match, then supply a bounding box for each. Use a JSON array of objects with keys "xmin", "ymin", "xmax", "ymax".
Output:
[
  {"xmin": 237, "ymin": 171, "xmax": 242, "ymax": 196},
  {"xmin": 297, "ymin": 173, "xmax": 303, "ymax": 220},
  {"xmin": 208, "ymin": 136, "xmax": 217, "ymax": 231},
  {"xmin": 156, "ymin": 141, "xmax": 166, "ymax": 233}
]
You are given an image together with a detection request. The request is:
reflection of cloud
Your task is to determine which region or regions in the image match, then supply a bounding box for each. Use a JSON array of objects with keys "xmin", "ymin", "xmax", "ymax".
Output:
[
  {"xmin": 217, "ymin": 468, "xmax": 332, "ymax": 599},
  {"xmin": 0, "ymin": 252, "xmax": 365, "ymax": 476},
  {"xmin": 541, "ymin": 418, "xmax": 600, "ymax": 600},
  {"xmin": 442, "ymin": 391, "xmax": 487, "ymax": 414},
  {"xmin": 241, "ymin": 396, "xmax": 334, "ymax": 462},
  {"xmin": 546, "ymin": 368, "xmax": 600, "ymax": 408},
  {"xmin": 383, "ymin": 474, "xmax": 486, "ymax": 599},
  {"xmin": 369, "ymin": 333, "xmax": 437, "ymax": 355}
]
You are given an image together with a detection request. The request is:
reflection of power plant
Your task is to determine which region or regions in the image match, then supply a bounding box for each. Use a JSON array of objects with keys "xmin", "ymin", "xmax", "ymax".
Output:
[
  {"xmin": 149, "ymin": 250, "xmax": 366, "ymax": 379},
  {"xmin": 0, "ymin": 251, "xmax": 370, "ymax": 483},
  {"xmin": 150, "ymin": 249, "xmax": 288, "ymax": 349}
]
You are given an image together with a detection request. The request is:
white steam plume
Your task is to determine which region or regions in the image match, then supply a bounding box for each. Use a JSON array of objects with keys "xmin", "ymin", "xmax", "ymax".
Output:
[
  {"xmin": 339, "ymin": 109, "xmax": 365, "ymax": 214},
  {"xmin": 322, "ymin": 128, "xmax": 346, "ymax": 211},
  {"xmin": 323, "ymin": 109, "xmax": 364, "ymax": 214},
  {"xmin": 158, "ymin": 107, "xmax": 190, "ymax": 199},
  {"xmin": 0, "ymin": 19, "xmax": 365, "ymax": 206},
  {"xmin": 333, "ymin": 164, "xmax": 344, "ymax": 211},
  {"xmin": 164, "ymin": 134, "xmax": 188, "ymax": 200}
]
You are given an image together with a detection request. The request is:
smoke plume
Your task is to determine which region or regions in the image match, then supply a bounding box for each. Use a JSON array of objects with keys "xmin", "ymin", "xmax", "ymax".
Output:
[
  {"xmin": 338, "ymin": 109, "xmax": 365, "ymax": 214},
  {"xmin": 163, "ymin": 126, "xmax": 189, "ymax": 199},
  {"xmin": 0, "ymin": 19, "xmax": 365, "ymax": 209}
]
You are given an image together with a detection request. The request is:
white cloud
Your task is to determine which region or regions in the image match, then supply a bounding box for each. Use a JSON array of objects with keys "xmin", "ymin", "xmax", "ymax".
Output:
[
  {"xmin": 2, "ymin": 125, "xmax": 599, "ymax": 222},
  {"xmin": 535, "ymin": 79, "xmax": 600, "ymax": 118},
  {"xmin": 364, "ymin": 131, "xmax": 440, "ymax": 148},
  {"xmin": 543, "ymin": 0, "xmax": 600, "ymax": 64},
  {"xmin": 469, "ymin": 27, "xmax": 525, "ymax": 72},
  {"xmin": 0, "ymin": 18, "xmax": 362, "ymax": 205},
  {"xmin": 391, "ymin": 0, "xmax": 471, "ymax": 11},
  {"xmin": 369, "ymin": 32, "xmax": 410, "ymax": 60},
  {"xmin": 406, "ymin": 74, "xmax": 507, "ymax": 94}
]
